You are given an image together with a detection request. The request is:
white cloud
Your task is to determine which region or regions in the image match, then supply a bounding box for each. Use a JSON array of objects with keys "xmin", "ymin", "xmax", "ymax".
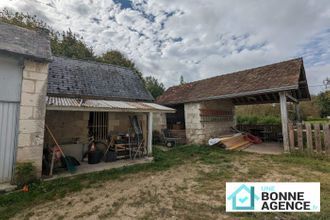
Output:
[{"xmin": 1, "ymin": 0, "xmax": 330, "ymax": 93}]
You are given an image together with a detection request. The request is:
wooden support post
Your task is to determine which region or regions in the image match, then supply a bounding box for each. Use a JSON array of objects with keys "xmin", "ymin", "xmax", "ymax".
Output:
[
  {"xmin": 324, "ymin": 123, "xmax": 330, "ymax": 155},
  {"xmin": 288, "ymin": 123, "xmax": 295, "ymax": 150},
  {"xmin": 147, "ymin": 112, "xmax": 153, "ymax": 156},
  {"xmin": 305, "ymin": 123, "xmax": 313, "ymax": 154},
  {"xmin": 314, "ymin": 124, "xmax": 321, "ymax": 153},
  {"xmin": 297, "ymin": 123, "xmax": 303, "ymax": 151},
  {"xmin": 279, "ymin": 92, "xmax": 289, "ymax": 152},
  {"xmin": 295, "ymin": 103, "xmax": 301, "ymax": 122}
]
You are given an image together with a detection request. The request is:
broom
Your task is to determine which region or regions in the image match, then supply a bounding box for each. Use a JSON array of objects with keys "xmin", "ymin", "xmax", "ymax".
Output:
[{"xmin": 45, "ymin": 124, "xmax": 76, "ymax": 173}]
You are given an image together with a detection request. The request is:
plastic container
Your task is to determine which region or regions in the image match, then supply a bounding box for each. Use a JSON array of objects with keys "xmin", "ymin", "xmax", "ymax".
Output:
[{"xmin": 88, "ymin": 150, "xmax": 102, "ymax": 164}]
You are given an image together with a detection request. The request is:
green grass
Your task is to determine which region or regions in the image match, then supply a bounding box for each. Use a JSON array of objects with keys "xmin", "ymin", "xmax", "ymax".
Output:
[
  {"xmin": 0, "ymin": 145, "xmax": 212, "ymax": 219},
  {"xmin": 0, "ymin": 145, "xmax": 329, "ymax": 220}
]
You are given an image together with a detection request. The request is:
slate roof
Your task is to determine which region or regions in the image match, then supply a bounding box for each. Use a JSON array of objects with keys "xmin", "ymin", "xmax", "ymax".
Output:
[
  {"xmin": 157, "ymin": 58, "xmax": 310, "ymax": 105},
  {"xmin": 0, "ymin": 22, "xmax": 51, "ymax": 61},
  {"xmin": 47, "ymin": 56, "xmax": 154, "ymax": 102}
]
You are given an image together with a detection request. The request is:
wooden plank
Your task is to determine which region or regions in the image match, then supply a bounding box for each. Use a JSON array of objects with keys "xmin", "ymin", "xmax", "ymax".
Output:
[
  {"xmin": 324, "ymin": 124, "xmax": 330, "ymax": 155},
  {"xmin": 279, "ymin": 92, "xmax": 289, "ymax": 152},
  {"xmin": 305, "ymin": 123, "xmax": 313, "ymax": 154},
  {"xmin": 147, "ymin": 112, "xmax": 153, "ymax": 156},
  {"xmin": 297, "ymin": 123, "xmax": 303, "ymax": 151},
  {"xmin": 288, "ymin": 123, "xmax": 295, "ymax": 151},
  {"xmin": 314, "ymin": 124, "xmax": 321, "ymax": 153}
]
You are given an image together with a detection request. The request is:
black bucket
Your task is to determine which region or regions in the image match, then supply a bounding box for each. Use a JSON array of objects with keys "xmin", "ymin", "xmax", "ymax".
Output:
[
  {"xmin": 88, "ymin": 150, "xmax": 102, "ymax": 164},
  {"xmin": 105, "ymin": 151, "xmax": 117, "ymax": 162}
]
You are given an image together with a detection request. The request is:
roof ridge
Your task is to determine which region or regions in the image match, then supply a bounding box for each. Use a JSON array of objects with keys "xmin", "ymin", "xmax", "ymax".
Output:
[
  {"xmin": 0, "ymin": 21, "xmax": 50, "ymax": 37},
  {"xmin": 53, "ymin": 55, "xmax": 138, "ymax": 73},
  {"xmin": 166, "ymin": 57, "xmax": 303, "ymax": 90}
]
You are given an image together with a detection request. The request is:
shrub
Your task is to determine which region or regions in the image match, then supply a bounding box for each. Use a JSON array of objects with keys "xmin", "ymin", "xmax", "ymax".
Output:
[
  {"xmin": 237, "ymin": 115, "xmax": 281, "ymax": 125},
  {"xmin": 14, "ymin": 162, "xmax": 37, "ymax": 187}
]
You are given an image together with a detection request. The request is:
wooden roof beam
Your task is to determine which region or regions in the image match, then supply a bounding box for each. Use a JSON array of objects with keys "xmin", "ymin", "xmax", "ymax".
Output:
[{"xmin": 286, "ymin": 93, "xmax": 298, "ymax": 103}]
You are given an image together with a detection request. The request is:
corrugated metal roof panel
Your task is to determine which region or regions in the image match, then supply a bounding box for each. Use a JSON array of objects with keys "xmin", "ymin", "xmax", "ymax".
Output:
[{"xmin": 46, "ymin": 96, "xmax": 174, "ymax": 113}]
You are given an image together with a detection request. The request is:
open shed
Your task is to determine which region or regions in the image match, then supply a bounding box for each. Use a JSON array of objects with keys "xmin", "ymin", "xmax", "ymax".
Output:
[
  {"xmin": 156, "ymin": 58, "xmax": 310, "ymax": 152},
  {"xmin": 43, "ymin": 56, "xmax": 174, "ymax": 177}
]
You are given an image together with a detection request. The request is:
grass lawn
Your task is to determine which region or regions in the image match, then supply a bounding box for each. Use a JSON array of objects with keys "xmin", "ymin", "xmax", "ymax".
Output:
[{"xmin": 0, "ymin": 145, "xmax": 329, "ymax": 220}]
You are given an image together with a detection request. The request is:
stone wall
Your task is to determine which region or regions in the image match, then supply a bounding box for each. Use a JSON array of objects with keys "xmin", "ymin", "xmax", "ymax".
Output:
[
  {"xmin": 45, "ymin": 111, "xmax": 147, "ymax": 144},
  {"xmin": 16, "ymin": 60, "xmax": 49, "ymax": 176},
  {"xmin": 185, "ymin": 99, "xmax": 234, "ymax": 144},
  {"xmin": 184, "ymin": 103, "xmax": 203, "ymax": 144},
  {"xmin": 44, "ymin": 111, "xmax": 89, "ymax": 146},
  {"xmin": 152, "ymin": 113, "xmax": 167, "ymax": 133},
  {"xmin": 200, "ymin": 99, "xmax": 234, "ymax": 140}
]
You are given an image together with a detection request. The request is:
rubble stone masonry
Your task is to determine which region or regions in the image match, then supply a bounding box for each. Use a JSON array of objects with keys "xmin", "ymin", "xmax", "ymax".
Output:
[{"xmin": 185, "ymin": 100, "xmax": 234, "ymax": 144}]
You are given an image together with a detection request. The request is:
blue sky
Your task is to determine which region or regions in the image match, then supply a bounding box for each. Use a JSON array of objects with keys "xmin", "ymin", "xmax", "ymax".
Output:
[{"xmin": 1, "ymin": 0, "xmax": 329, "ymax": 94}]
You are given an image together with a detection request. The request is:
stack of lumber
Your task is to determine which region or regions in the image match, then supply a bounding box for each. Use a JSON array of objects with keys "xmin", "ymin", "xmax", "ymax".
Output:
[{"xmin": 218, "ymin": 133, "xmax": 252, "ymax": 150}]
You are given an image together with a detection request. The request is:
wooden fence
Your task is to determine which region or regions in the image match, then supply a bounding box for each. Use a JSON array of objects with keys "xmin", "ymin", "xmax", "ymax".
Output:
[{"xmin": 288, "ymin": 123, "xmax": 330, "ymax": 155}]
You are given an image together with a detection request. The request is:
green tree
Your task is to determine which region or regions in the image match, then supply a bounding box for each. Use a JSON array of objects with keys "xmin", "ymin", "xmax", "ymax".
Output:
[
  {"xmin": 144, "ymin": 76, "xmax": 165, "ymax": 99},
  {"xmin": 0, "ymin": 9, "xmax": 95, "ymax": 60},
  {"xmin": 317, "ymin": 91, "xmax": 330, "ymax": 118},
  {"xmin": 0, "ymin": 9, "xmax": 48, "ymax": 30},
  {"xmin": 98, "ymin": 51, "xmax": 143, "ymax": 79},
  {"xmin": 179, "ymin": 75, "xmax": 186, "ymax": 85},
  {"xmin": 1, "ymin": 9, "xmax": 149, "ymax": 85},
  {"xmin": 51, "ymin": 30, "xmax": 95, "ymax": 60}
]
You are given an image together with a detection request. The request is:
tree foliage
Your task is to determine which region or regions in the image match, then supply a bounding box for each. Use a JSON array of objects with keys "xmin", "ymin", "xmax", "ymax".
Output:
[
  {"xmin": 98, "ymin": 51, "xmax": 142, "ymax": 79},
  {"xmin": 0, "ymin": 9, "xmax": 48, "ymax": 30},
  {"xmin": 317, "ymin": 91, "xmax": 330, "ymax": 117},
  {"xmin": 236, "ymin": 92, "xmax": 329, "ymax": 121},
  {"xmin": 0, "ymin": 9, "xmax": 164, "ymax": 94},
  {"xmin": 50, "ymin": 30, "xmax": 95, "ymax": 60},
  {"xmin": 0, "ymin": 9, "xmax": 95, "ymax": 60},
  {"xmin": 144, "ymin": 76, "xmax": 165, "ymax": 99}
]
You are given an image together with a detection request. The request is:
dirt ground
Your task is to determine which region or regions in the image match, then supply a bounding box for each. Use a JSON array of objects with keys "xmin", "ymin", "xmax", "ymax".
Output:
[
  {"xmin": 10, "ymin": 147, "xmax": 329, "ymax": 220},
  {"xmin": 13, "ymin": 160, "xmax": 297, "ymax": 219},
  {"xmin": 14, "ymin": 163, "xmax": 222, "ymax": 220}
]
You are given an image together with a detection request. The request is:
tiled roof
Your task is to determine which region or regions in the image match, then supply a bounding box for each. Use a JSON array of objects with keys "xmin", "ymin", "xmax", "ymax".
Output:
[
  {"xmin": 0, "ymin": 22, "xmax": 51, "ymax": 61},
  {"xmin": 46, "ymin": 96, "xmax": 174, "ymax": 113},
  {"xmin": 157, "ymin": 58, "xmax": 310, "ymax": 105},
  {"xmin": 47, "ymin": 56, "xmax": 154, "ymax": 102}
]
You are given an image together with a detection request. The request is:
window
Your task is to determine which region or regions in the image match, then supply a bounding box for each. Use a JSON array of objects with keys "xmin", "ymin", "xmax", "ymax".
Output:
[{"xmin": 88, "ymin": 112, "xmax": 108, "ymax": 140}]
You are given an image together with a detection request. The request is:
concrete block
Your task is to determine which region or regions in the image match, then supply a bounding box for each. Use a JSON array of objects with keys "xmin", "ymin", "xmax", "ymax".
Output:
[
  {"xmin": 17, "ymin": 133, "xmax": 31, "ymax": 147},
  {"xmin": 32, "ymin": 107, "xmax": 46, "ymax": 119},
  {"xmin": 31, "ymin": 133, "xmax": 44, "ymax": 146},
  {"xmin": 19, "ymin": 106, "xmax": 33, "ymax": 119},
  {"xmin": 19, "ymin": 120, "xmax": 44, "ymax": 134},
  {"xmin": 21, "ymin": 79, "xmax": 35, "ymax": 93},
  {"xmin": 24, "ymin": 61, "xmax": 48, "ymax": 74},
  {"xmin": 35, "ymin": 80, "xmax": 47, "ymax": 94},
  {"xmin": 23, "ymin": 70, "xmax": 48, "ymax": 81},
  {"xmin": 24, "ymin": 60, "xmax": 37, "ymax": 72},
  {"xmin": 35, "ymin": 63, "xmax": 49, "ymax": 74},
  {"xmin": 21, "ymin": 92, "xmax": 41, "ymax": 107}
]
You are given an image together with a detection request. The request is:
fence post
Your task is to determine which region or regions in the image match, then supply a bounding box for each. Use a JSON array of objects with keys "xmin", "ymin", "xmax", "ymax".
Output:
[
  {"xmin": 324, "ymin": 123, "xmax": 330, "ymax": 155},
  {"xmin": 305, "ymin": 123, "xmax": 313, "ymax": 154},
  {"xmin": 297, "ymin": 123, "xmax": 303, "ymax": 151},
  {"xmin": 288, "ymin": 123, "xmax": 295, "ymax": 151},
  {"xmin": 314, "ymin": 124, "xmax": 321, "ymax": 153}
]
